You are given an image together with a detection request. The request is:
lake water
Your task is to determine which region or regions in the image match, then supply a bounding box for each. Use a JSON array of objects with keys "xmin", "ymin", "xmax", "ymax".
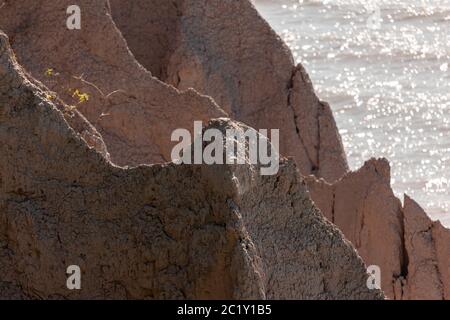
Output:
[{"xmin": 254, "ymin": 0, "xmax": 450, "ymax": 225}]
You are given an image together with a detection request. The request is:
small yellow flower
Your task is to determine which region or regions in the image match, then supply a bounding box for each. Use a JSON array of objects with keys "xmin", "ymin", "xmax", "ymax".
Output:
[
  {"xmin": 78, "ymin": 93, "xmax": 89, "ymax": 103},
  {"xmin": 44, "ymin": 68, "xmax": 54, "ymax": 77},
  {"xmin": 72, "ymin": 89, "xmax": 90, "ymax": 104},
  {"xmin": 45, "ymin": 93, "xmax": 56, "ymax": 100}
]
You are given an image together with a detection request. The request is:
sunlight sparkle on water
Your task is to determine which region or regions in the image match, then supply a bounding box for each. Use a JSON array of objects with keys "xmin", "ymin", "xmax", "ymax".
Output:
[{"xmin": 255, "ymin": 0, "xmax": 450, "ymax": 225}]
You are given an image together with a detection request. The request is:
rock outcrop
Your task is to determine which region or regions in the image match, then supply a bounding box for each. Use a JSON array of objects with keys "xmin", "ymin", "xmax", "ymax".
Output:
[
  {"xmin": 306, "ymin": 160, "xmax": 450, "ymax": 300},
  {"xmin": 0, "ymin": 0, "xmax": 227, "ymax": 167},
  {"xmin": 402, "ymin": 196, "xmax": 450, "ymax": 300},
  {"xmin": 1, "ymin": 0, "xmax": 448, "ymax": 301},
  {"xmin": 113, "ymin": 0, "xmax": 349, "ymax": 182},
  {"xmin": 0, "ymin": 33, "xmax": 382, "ymax": 299}
]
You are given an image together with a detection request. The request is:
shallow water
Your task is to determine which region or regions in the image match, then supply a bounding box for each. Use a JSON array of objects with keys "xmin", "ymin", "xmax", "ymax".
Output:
[{"xmin": 254, "ymin": 0, "xmax": 450, "ymax": 225}]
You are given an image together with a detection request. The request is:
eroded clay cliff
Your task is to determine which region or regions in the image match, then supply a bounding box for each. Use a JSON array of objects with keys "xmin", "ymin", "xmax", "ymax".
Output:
[
  {"xmin": 0, "ymin": 0, "xmax": 448, "ymax": 301},
  {"xmin": 0, "ymin": 0, "xmax": 227, "ymax": 168},
  {"xmin": 0, "ymin": 32, "xmax": 383, "ymax": 299},
  {"xmin": 306, "ymin": 160, "xmax": 450, "ymax": 300},
  {"xmin": 110, "ymin": 0, "xmax": 349, "ymax": 182},
  {"xmin": 402, "ymin": 196, "xmax": 450, "ymax": 300},
  {"xmin": 0, "ymin": 0, "xmax": 348, "ymax": 182}
]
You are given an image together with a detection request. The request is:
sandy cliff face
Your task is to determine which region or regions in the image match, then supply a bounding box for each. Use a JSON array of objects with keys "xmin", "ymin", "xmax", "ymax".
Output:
[
  {"xmin": 0, "ymin": 0, "xmax": 227, "ymax": 167},
  {"xmin": 0, "ymin": 0, "xmax": 448, "ymax": 301},
  {"xmin": 109, "ymin": 0, "xmax": 349, "ymax": 182},
  {"xmin": 0, "ymin": 0, "xmax": 349, "ymax": 182},
  {"xmin": 402, "ymin": 196, "xmax": 450, "ymax": 300},
  {"xmin": 306, "ymin": 160, "xmax": 450, "ymax": 300},
  {"xmin": 0, "ymin": 33, "xmax": 382, "ymax": 299}
]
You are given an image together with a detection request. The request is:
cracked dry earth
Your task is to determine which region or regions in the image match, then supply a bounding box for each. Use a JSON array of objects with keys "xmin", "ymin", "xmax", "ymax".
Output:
[{"xmin": 0, "ymin": 0, "xmax": 449, "ymax": 300}]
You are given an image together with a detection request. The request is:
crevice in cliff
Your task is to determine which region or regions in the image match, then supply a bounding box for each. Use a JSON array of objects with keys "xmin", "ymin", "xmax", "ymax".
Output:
[
  {"xmin": 331, "ymin": 190, "xmax": 336, "ymax": 224},
  {"xmin": 429, "ymin": 225, "xmax": 445, "ymax": 299},
  {"xmin": 316, "ymin": 103, "xmax": 325, "ymax": 174},
  {"xmin": 399, "ymin": 209, "xmax": 409, "ymax": 280},
  {"xmin": 286, "ymin": 66, "xmax": 316, "ymax": 174},
  {"xmin": 109, "ymin": 0, "xmax": 183, "ymax": 81},
  {"xmin": 234, "ymin": 3, "xmax": 244, "ymax": 119},
  {"xmin": 295, "ymin": 65, "xmax": 322, "ymax": 174}
]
